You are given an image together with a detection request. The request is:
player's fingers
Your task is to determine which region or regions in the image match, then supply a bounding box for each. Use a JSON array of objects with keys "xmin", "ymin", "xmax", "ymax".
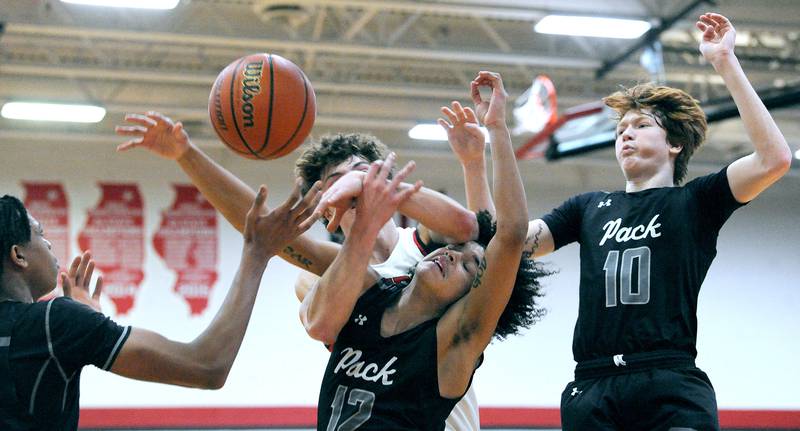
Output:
[
  {"xmin": 83, "ymin": 260, "xmax": 95, "ymax": 290},
  {"xmin": 61, "ymin": 273, "xmax": 73, "ymax": 297},
  {"xmin": 92, "ymin": 276, "xmax": 104, "ymax": 301},
  {"xmin": 116, "ymin": 139, "xmax": 143, "ymax": 152},
  {"xmin": 390, "ymin": 161, "xmax": 416, "ymax": 189},
  {"xmin": 114, "ymin": 125, "xmax": 147, "ymax": 136},
  {"xmin": 377, "ymin": 152, "xmax": 396, "ymax": 182},
  {"xmin": 327, "ymin": 208, "xmax": 345, "ymax": 233},
  {"xmin": 68, "ymin": 255, "xmax": 81, "ymax": 278},
  {"xmin": 470, "ymin": 81, "xmax": 482, "ymax": 106},
  {"xmin": 464, "ymin": 107, "xmax": 479, "ymax": 124},
  {"xmin": 74, "ymin": 251, "xmax": 91, "ymax": 287},
  {"xmin": 124, "ymin": 114, "xmax": 157, "ymax": 128},
  {"xmin": 453, "ymin": 101, "xmax": 467, "ymax": 122},
  {"xmin": 437, "ymin": 118, "xmax": 453, "ymax": 131},
  {"xmin": 441, "ymin": 106, "xmax": 458, "ymax": 124}
]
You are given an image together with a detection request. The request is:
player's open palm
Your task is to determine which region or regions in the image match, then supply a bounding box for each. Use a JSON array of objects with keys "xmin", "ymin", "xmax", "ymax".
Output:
[
  {"xmin": 471, "ymin": 71, "xmax": 508, "ymax": 129},
  {"xmin": 697, "ymin": 13, "xmax": 736, "ymax": 66},
  {"xmin": 115, "ymin": 111, "xmax": 191, "ymax": 160},
  {"xmin": 62, "ymin": 251, "xmax": 104, "ymax": 313},
  {"xmin": 439, "ymin": 101, "xmax": 486, "ymax": 165},
  {"xmin": 244, "ymin": 180, "xmax": 322, "ymax": 261}
]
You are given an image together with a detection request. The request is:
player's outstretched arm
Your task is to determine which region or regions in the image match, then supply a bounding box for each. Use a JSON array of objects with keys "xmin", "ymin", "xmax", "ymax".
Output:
[
  {"xmin": 301, "ymin": 154, "xmax": 421, "ymax": 345},
  {"xmin": 697, "ymin": 13, "xmax": 792, "ymax": 202},
  {"xmin": 436, "ymin": 71, "xmax": 529, "ymax": 398},
  {"xmin": 115, "ymin": 111, "xmax": 340, "ymax": 276},
  {"xmin": 439, "ymin": 100, "xmax": 495, "ymax": 217},
  {"xmin": 108, "ymin": 182, "xmax": 320, "ymax": 389}
]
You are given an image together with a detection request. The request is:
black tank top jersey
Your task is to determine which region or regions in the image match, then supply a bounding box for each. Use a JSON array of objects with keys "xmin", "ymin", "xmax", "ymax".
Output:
[
  {"xmin": 541, "ymin": 167, "xmax": 745, "ymax": 362},
  {"xmin": 317, "ymin": 279, "xmax": 461, "ymax": 431}
]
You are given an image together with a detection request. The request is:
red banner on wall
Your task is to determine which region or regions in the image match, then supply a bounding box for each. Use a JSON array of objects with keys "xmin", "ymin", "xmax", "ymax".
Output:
[
  {"xmin": 152, "ymin": 185, "xmax": 218, "ymax": 315},
  {"xmin": 78, "ymin": 184, "xmax": 144, "ymax": 315},
  {"xmin": 23, "ymin": 182, "xmax": 69, "ymax": 291}
]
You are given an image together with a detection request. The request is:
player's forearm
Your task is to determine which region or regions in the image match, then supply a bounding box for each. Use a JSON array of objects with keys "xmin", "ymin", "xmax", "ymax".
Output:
[
  {"xmin": 489, "ymin": 125, "xmax": 528, "ymax": 239},
  {"xmin": 301, "ymin": 229, "xmax": 377, "ymax": 344},
  {"xmin": 397, "ymin": 184, "xmax": 478, "ymax": 242},
  {"xmin": 462, "ymin": 157, "xmax": 496, "ymax": 216},
  {"xmin": 177, "ymin": 144, "xmax": 256, "ymax": 232},
  {"xmin": 714, "ymin": 55, "xmax": 792, "ymax": 171},
  {"xmin": 186, "ymin": 252, "xmax": 268, "ymax": 387}
]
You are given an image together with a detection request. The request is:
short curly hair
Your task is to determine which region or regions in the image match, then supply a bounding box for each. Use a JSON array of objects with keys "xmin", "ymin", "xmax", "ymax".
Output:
[
  {"xmin": 294, "ymin": 133, "xmax": 388, "ymax": 193},
  {"xmin": 0, "ymin": 195, "xmax": 32, "ymax": 279},
  {"xmin": 604, "ymin": 83, "xmax": 707, "ymax": 185}
]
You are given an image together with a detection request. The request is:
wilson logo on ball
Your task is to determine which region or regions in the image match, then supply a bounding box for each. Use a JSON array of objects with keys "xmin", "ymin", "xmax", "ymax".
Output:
[{"xmin": 209, "ymin": 53, "xmax": 316, "ymax": 160}]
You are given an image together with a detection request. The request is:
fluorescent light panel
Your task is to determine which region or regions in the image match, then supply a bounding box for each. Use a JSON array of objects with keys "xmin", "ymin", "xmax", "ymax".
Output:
[
  {"xmin": 408, "ymin": 124, "xmax": 490, "ymax": 142},
  {"xmin": 1, "ymin": 102, "xmax": 106, "ymax": 123},
  {"xmin": 794, "ymin": 149, "xmax": 800, "ymax": 160},
  {"xmin": 61, "ymin": 0, "xmax": 179, "ymax": 9},
  {"xmin": 535, "ymin": 15, "xmax": 651, "ymax": 39}
]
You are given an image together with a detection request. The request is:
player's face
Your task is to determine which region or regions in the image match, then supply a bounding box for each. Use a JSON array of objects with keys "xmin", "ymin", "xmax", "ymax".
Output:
[
  {"xmin": 22, "ymin": 216, "xmax": 60, "ymax": 299},
  {"xmin": 320, "ymin": 155, "xmax": 372, "ymax": 226},
  {"xmin": 418, "ymin": 242, "xmax": 485, "ymax": 306},
  {"xmin": 614, "ymin": 109, "xmax": 677, "ymax": 181}
]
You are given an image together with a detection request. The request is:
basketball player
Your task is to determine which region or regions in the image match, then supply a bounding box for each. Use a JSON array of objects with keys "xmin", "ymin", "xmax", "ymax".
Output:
[
  {"xmin": 116, "ymin": 117, "xmax": 485, "ymax": 430},
  {"xmin": 0, "ymin": 183, "xmax": 321, "ymax": 430},
  {"xmin": 304, "ymin": 71, "xmax": 545, "ymax": 430},
  {"xmin": 456, "ymin": 13, "xmax": 792, "ymax": 430}
]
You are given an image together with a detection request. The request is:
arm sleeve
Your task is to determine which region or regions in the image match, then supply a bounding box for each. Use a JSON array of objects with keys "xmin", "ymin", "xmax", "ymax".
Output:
[
  {"xmin": 46, "ymin": 298, "xmax": 131, "ymax": 374},
  {"xmin": 685, "ymin": 165, "xmax": 747, "ymax": 232},
  {"xmin": 540, "ymin": 194, "xmax": 587, "ymax": 250}
]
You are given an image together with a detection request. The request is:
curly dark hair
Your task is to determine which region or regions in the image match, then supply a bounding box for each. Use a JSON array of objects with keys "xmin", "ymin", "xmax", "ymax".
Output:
[
  {"xmin": 294, "ymin": 133, "xmax": 389, "ymax": 193},
  {"xmin": 472, "ymin": 210, "xmax": 550, "ymax": 340},
  {"xmin": 0, "ymin": 195, "xmax": 32, "ymax": 279}
]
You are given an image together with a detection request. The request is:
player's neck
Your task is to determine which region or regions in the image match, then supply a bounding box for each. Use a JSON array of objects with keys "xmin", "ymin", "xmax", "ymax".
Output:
[
  {"xmin": 380, "ymin": 281, "xmax": 439, "ymax": 337},
  {"xmin": 624, "ymin": 169, "xmax": 675, "ymax": 193},
  {"xmin": 0, "ymin": 274, "xmax": 35, "ymax": 303}
]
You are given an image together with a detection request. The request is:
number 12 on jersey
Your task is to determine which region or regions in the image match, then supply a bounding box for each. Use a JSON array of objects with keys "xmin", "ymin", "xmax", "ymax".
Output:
[
  {"xmin": 603, "ymin": 246, "xmax": 651, "ymax": 307},
  {"xmin": 327, "ymin": 384, "xmax": 376, "ymax": 431}
]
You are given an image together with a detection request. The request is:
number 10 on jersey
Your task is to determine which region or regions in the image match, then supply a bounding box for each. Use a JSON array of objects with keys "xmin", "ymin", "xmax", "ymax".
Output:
[{"xmin": 603, "ymin": 246, "xmax": 651, "ymax": 307}]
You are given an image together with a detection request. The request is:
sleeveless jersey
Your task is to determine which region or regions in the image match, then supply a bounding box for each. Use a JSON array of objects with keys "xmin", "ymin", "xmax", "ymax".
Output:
[
  {"xmin": 371, "ymin": 227, "xmax": 480, "ymax": 431},
  {"xmin": 317, "ymin": 280, "xmax": 469, "ymax": 430},
  {"xmin": 541, "ymin": 167, "xmax": 744, "ymax": 362}
]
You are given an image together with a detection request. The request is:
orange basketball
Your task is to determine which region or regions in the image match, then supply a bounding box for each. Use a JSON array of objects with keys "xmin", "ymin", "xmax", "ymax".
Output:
[{"xmin": 208, "ymin": 53, "xmax": 316, "ymax": 160}]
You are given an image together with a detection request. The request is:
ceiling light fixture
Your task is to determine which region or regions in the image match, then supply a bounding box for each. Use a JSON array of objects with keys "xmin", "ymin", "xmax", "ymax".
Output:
[
  {"xmin": 534, "ymin": 15, "xmax": 651, "ymax": 39},
  {"xmin": 1, "ymin": 102, "xmax": 106, "ymax": 123},
  {"xmin": 408, "ymin": 124, "xmax": 489, "ymax": 142},
  {"xmin": 61, "ymin": 0, "xmax": 180, "ymax": 10}
]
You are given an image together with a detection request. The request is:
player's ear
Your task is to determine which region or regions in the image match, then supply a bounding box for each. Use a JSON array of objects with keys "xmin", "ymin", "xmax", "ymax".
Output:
[{"xmin": 8, "ymin": 244, "xmax": 29, "ymax": 269}]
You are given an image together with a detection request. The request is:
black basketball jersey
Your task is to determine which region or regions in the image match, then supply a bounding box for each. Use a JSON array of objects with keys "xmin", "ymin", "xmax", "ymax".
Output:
[
  {"xmin": 317, "ymin": 280, "xmax": 462, "ymax": 431},
  {"xmin": 0, "ymin": 297, "xmax": 130, "ymax": 430},
  {"xmin": 542, "ymin": 167, "xmax": 745, "ymax": 362}
]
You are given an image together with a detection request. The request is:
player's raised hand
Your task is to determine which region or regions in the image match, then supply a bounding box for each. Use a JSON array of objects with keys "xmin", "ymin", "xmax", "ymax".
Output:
[
  {"xmin": 352, "ymin": 152, "xmax": 422, "ymax": 234},
  {"xmin": 115, "ymin": 111, "xmax": 191, "ymax": 160},
  {"xmin": 471, "ymin": 71, "xmax": 509, "ymax": 129},
  {"xmin": 439, "ymin": 100, "xmax": 486, "ymax": 166},
  {"xmin": 696, "ymin": 13, "xmax": 736, "ymax": 67},
  {"xmin": 244, "ymin": 179, "xmax": 322, "ymax": 261},
  {"xmin": 62, "ymin": 251, "xmax": 104, "ymax": 313},
  {"xmin": 312, "ymin": 170, "xmax": 366, "ymax": 233}
]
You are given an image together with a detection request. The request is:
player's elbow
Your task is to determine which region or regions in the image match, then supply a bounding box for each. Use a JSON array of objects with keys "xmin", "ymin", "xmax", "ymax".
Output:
[
  {"xmin": 768, "ymin": 147, "xmax": 792, "ymax": 178},
  {"xmin": 447, "ymin": 211, "xmax": 479, "ymax": 242}
]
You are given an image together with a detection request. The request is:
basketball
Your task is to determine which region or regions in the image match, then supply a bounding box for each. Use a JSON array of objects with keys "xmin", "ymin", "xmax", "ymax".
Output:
[{"xmin": 208, "ymin": 53, "xmax": 316, "ymax": 160}]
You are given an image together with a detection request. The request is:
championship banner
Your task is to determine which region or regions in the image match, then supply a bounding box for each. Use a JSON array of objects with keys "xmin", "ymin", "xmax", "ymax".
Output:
[
  {"xmin": 22, "ymin": 182, "xmax": 69, "ymax": 293},
  {"xmin": 78, "ymin": 183, "xmax": 145, "ymax": 315},
  {"xmin": 152, "ymin": 185, "xmax": 218, "ymax": 315}
]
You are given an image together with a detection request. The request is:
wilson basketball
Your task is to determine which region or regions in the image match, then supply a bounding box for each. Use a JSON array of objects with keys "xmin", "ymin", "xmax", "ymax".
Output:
[{"xmin": 208, "ymin": 53, "xmax": 316, "ymax": 160}]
